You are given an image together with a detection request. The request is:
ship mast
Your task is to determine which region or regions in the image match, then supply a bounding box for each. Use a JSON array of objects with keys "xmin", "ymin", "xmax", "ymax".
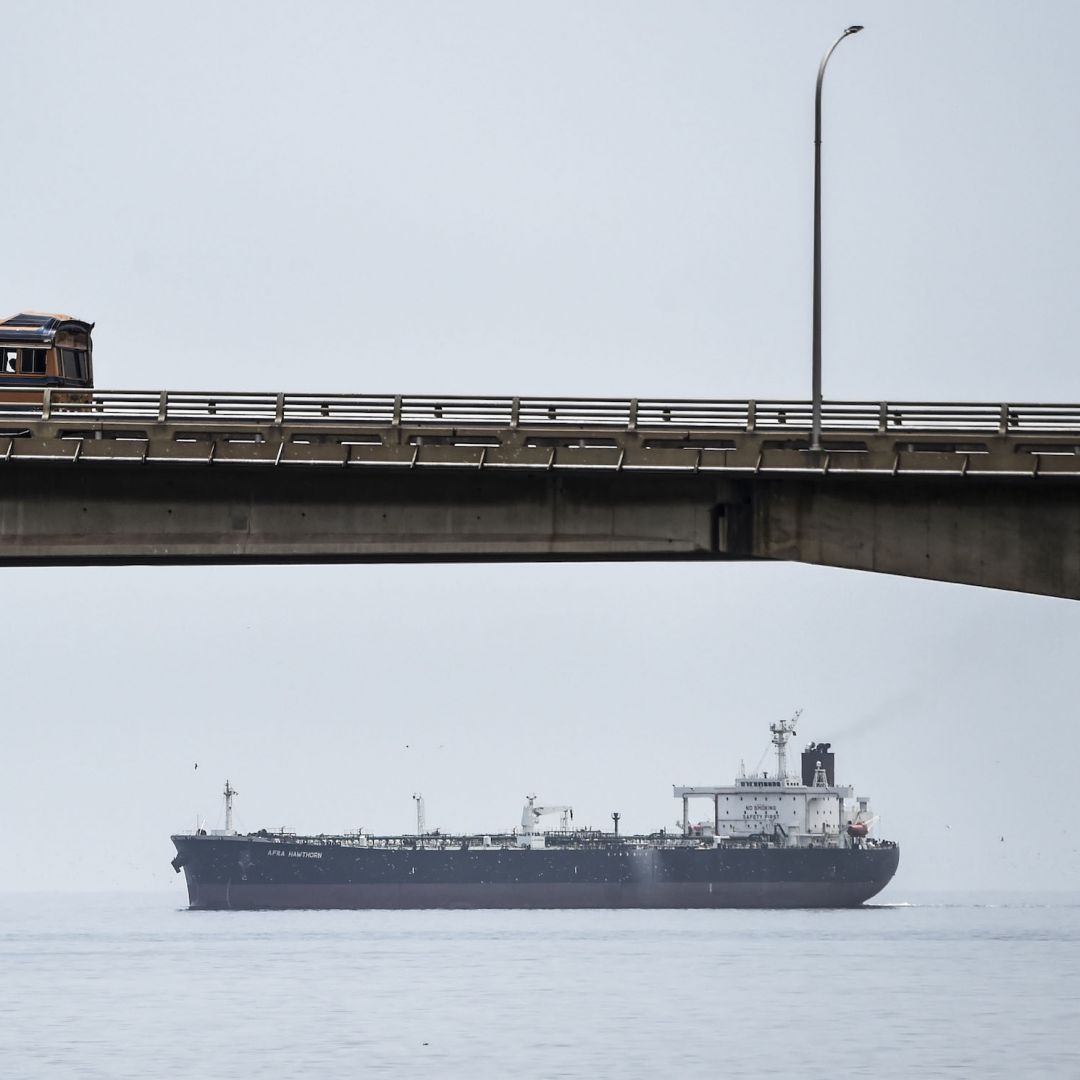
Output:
[
  {"xmin": 223, "ymin": 780, "xmax": 237, "ymax": 833},
  {"xmin": 769, "ymin": 711, "xmax": 801, "ymax": 781},
  {"xmin": 413, "ymin": 793, "xmax": 425, "ymax": 836}
]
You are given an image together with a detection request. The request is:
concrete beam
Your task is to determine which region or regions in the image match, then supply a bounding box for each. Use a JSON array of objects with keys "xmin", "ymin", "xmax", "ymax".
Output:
[
  {"xmin": 0, "ymin": 462, "xmax": 740, "ymax": 565},
  {"xmin": 746, "ymin": 477, "xmax": 1080, "ymax": 599},
  {"xmin": 2, "ymin": 421, "xmax": 1080, "ymax": 599}
]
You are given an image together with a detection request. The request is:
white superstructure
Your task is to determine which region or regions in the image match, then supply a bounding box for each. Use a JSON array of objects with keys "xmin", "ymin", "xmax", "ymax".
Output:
[{"xmin": 673, "ymin": 716, "xmax": 877, "ymax": 848}]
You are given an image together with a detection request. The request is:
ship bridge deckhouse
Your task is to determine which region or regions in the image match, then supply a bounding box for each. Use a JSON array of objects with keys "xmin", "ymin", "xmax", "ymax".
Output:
[{"xmin": 673, "ymin": 715, "xmax": 870, "ymax": 848}]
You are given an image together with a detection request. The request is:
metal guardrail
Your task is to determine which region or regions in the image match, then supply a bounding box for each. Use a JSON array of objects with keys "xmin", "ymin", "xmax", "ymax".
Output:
[
  {"xmin": 7, "ymin": 390, "xmax": 1080, "ymax": 434},
  {"xmin": 5, "ymin": 390, "xmax": 1080, "ymax": 477}
]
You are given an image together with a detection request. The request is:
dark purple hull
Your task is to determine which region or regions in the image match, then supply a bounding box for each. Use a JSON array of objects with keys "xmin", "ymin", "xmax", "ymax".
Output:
[{"xmin": 172, "ymin": 834, "xmax": 899, "ymax": 910}]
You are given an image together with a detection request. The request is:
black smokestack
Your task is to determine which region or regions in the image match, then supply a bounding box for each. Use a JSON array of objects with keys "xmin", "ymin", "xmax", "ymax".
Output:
[{"xmin": 801, "ymin": 742, "xmax": 835, "ymax": 786}]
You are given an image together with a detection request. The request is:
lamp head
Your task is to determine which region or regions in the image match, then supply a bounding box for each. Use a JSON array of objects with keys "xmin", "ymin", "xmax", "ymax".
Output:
[{"xmin": 845, "ymin": 25, "xmax": 864, "ymax": 34}]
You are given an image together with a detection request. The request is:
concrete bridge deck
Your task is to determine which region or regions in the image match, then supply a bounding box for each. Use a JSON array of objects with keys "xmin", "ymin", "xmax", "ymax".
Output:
[{"xmin": 2, "ymin": 390, "xmax": 1079, "ymax": 598}]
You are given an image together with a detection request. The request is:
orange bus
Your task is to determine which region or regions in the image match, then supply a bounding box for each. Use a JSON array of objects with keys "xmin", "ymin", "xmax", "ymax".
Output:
[{"xmin": 0, "ymin": 311, "xmax": 94, "ymax": 408}]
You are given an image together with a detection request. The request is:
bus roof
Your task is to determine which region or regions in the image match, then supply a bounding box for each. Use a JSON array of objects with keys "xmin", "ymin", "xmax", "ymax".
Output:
[{"xmin": 0, "ymin": 312, "xmax": 94, "ymax": 346}]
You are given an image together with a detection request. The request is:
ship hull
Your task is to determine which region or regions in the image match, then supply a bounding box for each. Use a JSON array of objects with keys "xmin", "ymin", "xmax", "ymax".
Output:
[{"xmin": 172, "ymin": 836, "xmax": 899, "ymax": 910}]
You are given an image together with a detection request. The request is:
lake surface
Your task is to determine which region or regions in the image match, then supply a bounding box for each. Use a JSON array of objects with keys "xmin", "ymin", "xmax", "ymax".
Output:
[{"xmin": 2, "ymin": 891, "xmax": 1078, "ymax": 1078}]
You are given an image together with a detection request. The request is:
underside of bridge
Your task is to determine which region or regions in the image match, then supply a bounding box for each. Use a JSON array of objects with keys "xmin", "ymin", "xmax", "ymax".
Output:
[
  {"xmin": 743, "ymin": 477, "xmax": 1080, "ymax": 599},
  {"xmin": 0, "ymin": 460, "xmax": 1077, "ymax": 599}
]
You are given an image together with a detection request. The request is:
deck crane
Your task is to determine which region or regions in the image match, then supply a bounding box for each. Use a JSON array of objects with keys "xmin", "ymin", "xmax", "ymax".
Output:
[{"xmin": 521, "ymin": 794, "xmax": 574, "ymax": 833}]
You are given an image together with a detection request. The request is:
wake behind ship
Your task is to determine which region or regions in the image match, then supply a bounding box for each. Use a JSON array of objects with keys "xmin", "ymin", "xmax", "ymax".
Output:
[{"xmin": 171, "ymin": 716, "xmax": 898, "ymax": 909}]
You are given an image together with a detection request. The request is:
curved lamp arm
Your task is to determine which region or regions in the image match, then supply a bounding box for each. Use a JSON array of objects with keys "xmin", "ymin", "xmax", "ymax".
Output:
[{"xmin": 811, "ymin": 25, "xmax": 864, "ymax": 450}]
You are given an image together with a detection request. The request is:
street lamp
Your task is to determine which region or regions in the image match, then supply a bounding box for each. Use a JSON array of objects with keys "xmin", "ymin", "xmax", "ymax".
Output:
[{"xmin": 811, "ymin": 25, "xmax": 863, "ymax": 451}]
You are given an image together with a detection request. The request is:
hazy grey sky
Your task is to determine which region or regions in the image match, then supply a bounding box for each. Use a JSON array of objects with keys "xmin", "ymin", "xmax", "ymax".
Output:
[{"xmin": 3, "ymin": 1, "xmax": 1080, "ymax": 895}]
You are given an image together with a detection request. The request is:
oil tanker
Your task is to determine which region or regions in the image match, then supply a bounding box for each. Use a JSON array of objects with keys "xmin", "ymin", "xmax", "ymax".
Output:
[{"xmin": 171, "ymin": 716, "xmax": 898, "ymax": 909}]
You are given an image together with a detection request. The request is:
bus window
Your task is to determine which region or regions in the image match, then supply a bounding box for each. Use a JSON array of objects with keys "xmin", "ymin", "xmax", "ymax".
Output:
[
  {"xmin": 3, "ymin": 350, "xmax": 16, "ymax": 373},
  {"xmin": 61, "ymin": 348, "xmax": 87, "ymax": 381},
  {"xmin": 21, "ymin": 350, "xmax": 47, "ymax": 375}
]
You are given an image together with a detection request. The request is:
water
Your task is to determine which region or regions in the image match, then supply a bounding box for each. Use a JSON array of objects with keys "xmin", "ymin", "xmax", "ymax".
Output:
[{"xmin": 2, "ymin": 891, "xmax": 1078, "ymax": 1079}]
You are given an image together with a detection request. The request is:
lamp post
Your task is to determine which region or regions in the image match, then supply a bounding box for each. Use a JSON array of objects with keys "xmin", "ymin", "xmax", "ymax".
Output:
[{"xmin": 811, "ymin": 25, "xmax": 863, "ymax": 451}]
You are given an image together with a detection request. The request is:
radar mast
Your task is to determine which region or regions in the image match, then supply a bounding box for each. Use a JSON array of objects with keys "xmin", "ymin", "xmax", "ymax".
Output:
[
  {"xmin": 223, "ymin": 780, "xmax": 237, "ymax": 834},
  {"xmin": 770, "ymin": 711, "xmax": 801, "ymax": 781}
]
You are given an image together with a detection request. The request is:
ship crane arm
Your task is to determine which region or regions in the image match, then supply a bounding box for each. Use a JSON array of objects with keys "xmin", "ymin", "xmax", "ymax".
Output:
[{"xmin": 521, "ymin": 796, "xmax": 574, "ymax": 832}]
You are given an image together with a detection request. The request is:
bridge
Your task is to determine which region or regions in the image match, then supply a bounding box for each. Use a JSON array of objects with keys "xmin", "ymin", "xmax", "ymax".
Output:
[{"xmin": 2, "ymin": 389, "xmax": 1079, "ymax": 599}]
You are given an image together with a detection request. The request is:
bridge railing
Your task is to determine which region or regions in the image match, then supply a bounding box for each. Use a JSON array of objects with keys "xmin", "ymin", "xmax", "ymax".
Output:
[{"xmin": 9, "ymin": 391, "xmax": 1080, "ymax": 434}]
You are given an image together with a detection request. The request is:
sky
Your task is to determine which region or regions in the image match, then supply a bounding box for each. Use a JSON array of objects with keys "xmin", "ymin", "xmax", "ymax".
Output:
[{"xmin": 2, "ymin": 0, "xmax": 1080, "ymax": 896}]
